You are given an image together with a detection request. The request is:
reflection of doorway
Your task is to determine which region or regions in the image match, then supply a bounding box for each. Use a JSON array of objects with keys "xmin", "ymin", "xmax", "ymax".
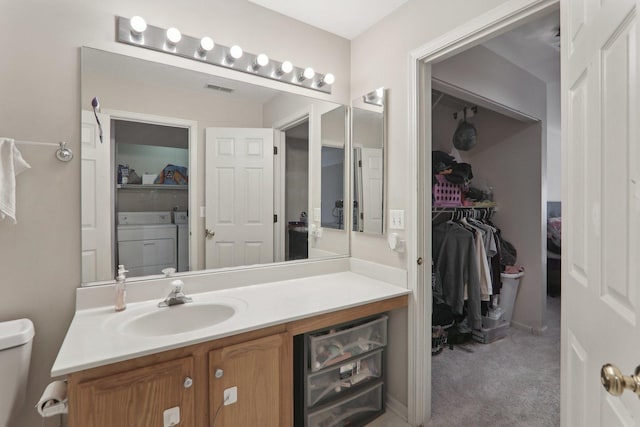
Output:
[
  {"xmin": 113, "ymin": 119, "xmax": 190, "ymax": 278},
  {"xmin": 80, "ymin": 109, "xmax": 197, "ymax": 282},
  {"xmin": 284, "ymin": 120, "xmax": 309, "ymax": 261}
]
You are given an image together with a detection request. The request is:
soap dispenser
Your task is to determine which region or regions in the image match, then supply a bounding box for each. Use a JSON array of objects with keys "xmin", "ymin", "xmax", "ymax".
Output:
[{"xmin": 115, "ymin": 264, "xmax": 128, "ymax": 312}]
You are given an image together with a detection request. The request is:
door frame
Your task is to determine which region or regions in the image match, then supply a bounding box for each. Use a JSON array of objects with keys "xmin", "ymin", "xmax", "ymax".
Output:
[
  {"xmin": 103, "ymin": 109, "xmax": 198, "ymax": 271},
  {"xmin": 406, "ymin": 0, "xmax": 558, "ymax": 424},
  {"xmin": 272, "ymin": 109, "xmax": 312, "ymax": 262}
]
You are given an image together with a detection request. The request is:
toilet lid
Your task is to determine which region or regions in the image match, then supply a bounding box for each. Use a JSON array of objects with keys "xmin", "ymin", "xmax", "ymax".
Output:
[{"xmin": 0, "ymin": 318, "xmax": 34, "ymax": 350}]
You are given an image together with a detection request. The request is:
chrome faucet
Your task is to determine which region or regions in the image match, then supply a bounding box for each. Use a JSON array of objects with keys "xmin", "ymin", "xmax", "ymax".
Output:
[{"xmin": 158, "ymin": 280, "xmax": 193, "ymax": 307}]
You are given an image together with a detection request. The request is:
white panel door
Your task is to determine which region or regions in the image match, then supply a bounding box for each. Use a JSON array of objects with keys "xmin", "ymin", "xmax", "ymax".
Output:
[
  {"xmin": 81, "ymin": 110, "xmax": 112, "ymax": 283},
  {"xmin": 205, "ymin": 128, "xmax": 274, "ymax": 269},
  {"xmin": 563, "ymin": 0, "xmax": 640, "ymax": 425},
  {"xmin": 361, "ymin": 147, "xmax": 383, "ymax": 234}
]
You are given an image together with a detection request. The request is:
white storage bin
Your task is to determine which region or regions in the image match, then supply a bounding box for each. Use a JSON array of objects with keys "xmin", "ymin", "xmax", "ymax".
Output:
[
  {"xmin": 307, "ymin": 382, "xmax": 383, "ymax": 427},
  {"xmin": 307, "ymin": 349, "xmax": 383, "ymax": 407},
  {"xmin": 499, "ymin": 272, "xmax": 524, "ymax": 324},
  {"xmin": 309, "ymin": 316, "xmax": 387, "ymax": 372}
]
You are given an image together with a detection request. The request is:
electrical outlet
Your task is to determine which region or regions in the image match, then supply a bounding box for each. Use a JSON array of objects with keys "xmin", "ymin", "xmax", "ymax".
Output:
[
  {"xmin": 389, "ymin": 210, "xmax": 405, "ymax": 230},
  {"xmin": 224, "ymin": 386, "xmax": 238, "ymax": 406},
  {"xmin": 313, "ymin": 207, "xmax": 321, "ymax": 222},
  {"xmin": 163, "ymin": 406, "xmax": 180, "ymax": 427}
]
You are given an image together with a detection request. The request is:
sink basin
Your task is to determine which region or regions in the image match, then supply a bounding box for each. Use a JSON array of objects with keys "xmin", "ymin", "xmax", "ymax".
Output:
[{"xmin": 121, "ymin": 303, "xmax": 236, "ymax": 337}]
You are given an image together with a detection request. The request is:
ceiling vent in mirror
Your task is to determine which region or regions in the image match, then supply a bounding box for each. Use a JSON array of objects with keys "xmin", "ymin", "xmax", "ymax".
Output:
[
  {"xmin": 116, "ymin": 16, "xmax": 335, "ymax": 94},
  {"xmin": 205, "ymin": 83, "xmax": 234, "ymax": 93}
]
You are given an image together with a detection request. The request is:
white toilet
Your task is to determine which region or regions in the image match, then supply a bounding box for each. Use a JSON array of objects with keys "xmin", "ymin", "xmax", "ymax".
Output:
[{"xmin": 0, "ymin": 318, "xmax": 35, "ymax": 427}]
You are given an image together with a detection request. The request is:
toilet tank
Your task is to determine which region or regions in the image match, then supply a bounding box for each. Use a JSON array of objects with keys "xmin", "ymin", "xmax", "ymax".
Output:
[{"xmin": 0, "ymin": 319, "xmax": 35, "ymax": 427}]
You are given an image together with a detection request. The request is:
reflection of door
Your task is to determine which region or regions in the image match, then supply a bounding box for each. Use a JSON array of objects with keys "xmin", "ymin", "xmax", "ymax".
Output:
[
  {"xmin": 81, "ymin": 110, "xmax": 112, "ymax": 283},
  {"xmin": 205, "ymin": 128, "xmax": 274, "ymax": 268},
  {"xmin": 563, "ymin": 0, "xmax": 640, "ymax": 424},
  {"xmin": 361, "ymin": 147, "xmax": 383, "ymax": 234}
]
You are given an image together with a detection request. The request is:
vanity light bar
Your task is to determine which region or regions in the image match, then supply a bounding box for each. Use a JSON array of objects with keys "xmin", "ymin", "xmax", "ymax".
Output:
[{"xmin": 116, "ymin": 16, "xmax": 334, "ymax": 94}]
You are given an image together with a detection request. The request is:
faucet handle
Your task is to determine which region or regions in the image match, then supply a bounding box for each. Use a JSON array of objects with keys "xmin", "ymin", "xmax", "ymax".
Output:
[{"xmin": 171, "ymin": 279, "xmax": 184, "ymax": 292}]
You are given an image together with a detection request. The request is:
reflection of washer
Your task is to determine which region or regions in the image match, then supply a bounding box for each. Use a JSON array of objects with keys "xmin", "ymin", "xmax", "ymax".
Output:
[
  {"xmin": 174, "ymin": 211, "xmax": 189, "ymax": 272},
  {"xmin": 117, "ymin": 212, "xmax": 177, "ymax": 277}
]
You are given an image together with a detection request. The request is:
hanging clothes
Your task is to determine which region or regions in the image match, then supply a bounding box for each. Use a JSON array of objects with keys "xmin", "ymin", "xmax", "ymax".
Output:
[{"xmin": 432, "ymin": 221, "xmax": 482, "ymax": 330}]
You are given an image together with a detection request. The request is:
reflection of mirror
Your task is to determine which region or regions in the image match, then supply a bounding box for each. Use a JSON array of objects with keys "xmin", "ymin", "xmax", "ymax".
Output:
[
  {"xmin": 352, "ymin": 88, "xmax": 385, "ymax": 235},
  {"xmin": 320, "ymin": 106, "xmax": 347, "ymax": 230},
  {"xmin": 81, "ymin": 47, "xmax": 349, "ymax": 285}
]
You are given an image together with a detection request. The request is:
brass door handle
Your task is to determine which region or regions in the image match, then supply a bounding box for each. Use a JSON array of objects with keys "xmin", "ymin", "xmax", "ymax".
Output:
[
  {"xmin": 601, "ymin": 363, "xmax": 640, "ymax": 398},
  {"xmin": 205, "ymin": 228, "xmax": 215, "ymax": 239}
]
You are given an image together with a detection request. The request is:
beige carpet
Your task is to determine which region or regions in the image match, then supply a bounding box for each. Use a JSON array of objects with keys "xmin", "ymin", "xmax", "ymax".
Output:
[{"xmin": 427, "ymin": 296, "xmax": 561, "ymax": 427}]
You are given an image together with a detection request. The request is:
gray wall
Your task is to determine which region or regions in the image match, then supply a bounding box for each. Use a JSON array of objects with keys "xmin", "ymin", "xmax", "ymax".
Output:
[{"xmin": 0, "ymin": 1, "xmax": 348, "ymax": 426}]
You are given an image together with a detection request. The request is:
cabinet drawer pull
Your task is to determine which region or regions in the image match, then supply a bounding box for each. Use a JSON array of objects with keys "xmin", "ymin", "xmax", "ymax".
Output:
[
  {"xmin": 183, "ymin": 377, "xmax": 193, "ymax": 388},
  {"xmin": 215, "ymin": 368, "xmax": 224, "ymax": 379}
]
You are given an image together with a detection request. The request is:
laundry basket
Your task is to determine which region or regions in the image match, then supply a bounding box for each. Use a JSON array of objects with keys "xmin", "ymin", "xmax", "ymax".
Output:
[
  {"xmin": 433, "ymin": 175, "xmax": 462, "ymax": 207},
  {"xmin": 498, "ymin": 271, "xmax": 524, "ymax": 324}
]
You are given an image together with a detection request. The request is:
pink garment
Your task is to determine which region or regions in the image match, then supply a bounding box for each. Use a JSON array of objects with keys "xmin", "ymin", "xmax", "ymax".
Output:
[{"xmin": 504, "ymin": 265, "xmax": 524, "ymax": 274}]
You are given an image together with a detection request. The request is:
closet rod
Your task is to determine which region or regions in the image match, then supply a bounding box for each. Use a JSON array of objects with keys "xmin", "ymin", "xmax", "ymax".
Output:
[{"xmin": 432, "ymin": 206, "xmax": 495, "ymax": 222}]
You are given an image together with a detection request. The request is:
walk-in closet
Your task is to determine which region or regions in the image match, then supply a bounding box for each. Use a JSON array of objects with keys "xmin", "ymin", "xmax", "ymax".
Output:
[{"xmin": 425, "ymin": 10, "xmax": 562, "ymax": 425}]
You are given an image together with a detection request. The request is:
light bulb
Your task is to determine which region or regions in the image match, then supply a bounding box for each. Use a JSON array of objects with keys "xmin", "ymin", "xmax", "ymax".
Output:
[
  {"xmin": 230, "ymin": 45, "xmax": 243, "ymax": 59},
  {"xmin": 256, "ymin": 53, "xmax": 269, "ymax": 67},
  {"xmin": 200, "ymin": 37, "xmax": 214, "ymax": 52},
  {"xmin": 303, "ymin": 67, "xmax": 315, "ymax": 79},
  {"xmin": 376, "ymin": 88, "xmax": 384, "ymax": 98},
  {"xmin": 278, "ymin": 61, "xmax": 293, "ymax": 75},
  {"xmin": 299, "ymin": 67, "xmax": 315, "ymax": 82},
  {"xmin": 166, "ymin": 27, "xmax": 182, "ymax": 45},
  {"xmin": 129, "ymin": 16, "xmax": 147, "ymax": 36},
  {"xmin": 318, "ymin": 73, "xmax": 335, "ymax": 86}
]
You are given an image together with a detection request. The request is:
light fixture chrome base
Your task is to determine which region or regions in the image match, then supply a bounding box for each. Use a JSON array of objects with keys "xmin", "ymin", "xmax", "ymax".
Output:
[{"xmin": 116, "ymin": 16, "xmax": 333, "ymax": 94}]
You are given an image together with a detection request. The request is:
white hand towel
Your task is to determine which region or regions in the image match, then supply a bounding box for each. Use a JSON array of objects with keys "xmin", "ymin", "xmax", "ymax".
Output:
[{"xmin": 0, "ymin": 137, "xmax": 31, "ymax": 224}]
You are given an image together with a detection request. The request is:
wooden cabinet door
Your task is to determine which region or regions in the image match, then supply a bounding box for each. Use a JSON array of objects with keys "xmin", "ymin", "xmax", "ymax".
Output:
[
  {"xmin": 209, "ymin": 333, "xmax": 292, "ymax": 426},
  {"xmin": 71, "ymin": 356, "xmax": 195, "ymax": 427}
]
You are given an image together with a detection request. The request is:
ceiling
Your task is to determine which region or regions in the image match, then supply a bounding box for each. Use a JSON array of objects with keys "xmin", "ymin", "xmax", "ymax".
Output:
[
  {"xmin": 482, "ymin": 11, "xmax": 560, "ymax": 83},
  {"xmin": 250, "ymin": 2, "xmax": 559, "ymax": 83},
  {"xmin": 247, "ymin": 0, "xmax": 409, "ymax": 39}
]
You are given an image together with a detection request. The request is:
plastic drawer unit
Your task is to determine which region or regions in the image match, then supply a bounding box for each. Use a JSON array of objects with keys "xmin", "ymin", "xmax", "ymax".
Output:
[
  {"xmin": 294, "ymin": 315, "xmax": 388, "ymax": 427},
  {"xmin": 307, "ymin": 349, "xmax": 383, "ymax": 407},
  {"xmin": 307, "ymin": 382, "xmax": 384, "ymax": 427},
  {"xmin": 309, "ymin": 315, "xmax": 387, "ymax": 372}
]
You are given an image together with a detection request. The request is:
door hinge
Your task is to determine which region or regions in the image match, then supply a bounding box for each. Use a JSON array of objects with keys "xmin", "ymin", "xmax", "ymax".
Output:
[
  {"xmin": 358, "ymin": 160, "xmax": 362, "ymax": 167},
  {"xmin": 274, "ymin": 146, "xmax": 278, "ymax": 155},
  {"xmin": 274, "ymin": 214, "xmax": 278, "ymax": 223},
  {"xmin": 360, "ymin": 212, "xmax": 364, "ymax": 220}
]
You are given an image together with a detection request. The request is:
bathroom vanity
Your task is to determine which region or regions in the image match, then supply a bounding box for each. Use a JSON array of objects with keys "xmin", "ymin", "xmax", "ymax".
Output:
[{"xmin": 53, "ymin": 269, "xmax": 409, "ymax": 426}]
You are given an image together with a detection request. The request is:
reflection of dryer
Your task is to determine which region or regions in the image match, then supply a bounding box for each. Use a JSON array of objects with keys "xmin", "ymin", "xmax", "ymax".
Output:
[
  {"xmin": 117, "ymin": 212, "xmax": 177, "ymax": 277},
  {"xmin": 174, "ymin": 211, "xmax": 189, "ymax": 272}
]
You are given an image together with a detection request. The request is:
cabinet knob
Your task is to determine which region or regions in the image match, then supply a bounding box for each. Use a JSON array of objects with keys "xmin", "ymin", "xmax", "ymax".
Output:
[
  {"xmin": 183, "ymin": 377, "xmax": 193, "ymax": 389},
  {"xmin": 215, "ymin": 368, "xmax": 224, "ymax": 379}
]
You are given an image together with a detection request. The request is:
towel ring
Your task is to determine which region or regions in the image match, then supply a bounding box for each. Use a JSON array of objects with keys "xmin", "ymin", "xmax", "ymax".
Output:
[{"xmin": 55, "ymin": 142, "xmax": 73, "ymax": 162}]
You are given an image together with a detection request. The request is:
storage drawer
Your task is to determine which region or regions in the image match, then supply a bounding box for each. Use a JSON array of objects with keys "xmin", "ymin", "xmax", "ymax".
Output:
[
  {"xmin": 308, "ymin": 382, "xmax": 383, "ymax": 427},
  {"xmin": 310, "ymin": 316, "xmax": 387, "ymax": 372},
  {"xmin": 308, "ymin": 349, "xmax": 383, "ymax": 407}
]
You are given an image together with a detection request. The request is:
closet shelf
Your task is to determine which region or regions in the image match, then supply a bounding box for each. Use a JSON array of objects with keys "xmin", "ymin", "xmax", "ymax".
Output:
[{"xmin": 116, "ymin": 184, "xmax": 188, "ymax": 190}]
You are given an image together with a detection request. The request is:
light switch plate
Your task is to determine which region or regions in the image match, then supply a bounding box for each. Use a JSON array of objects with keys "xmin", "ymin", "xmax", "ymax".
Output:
[
  {"xmin": 389, "ymin": 210, "xmax": 405, "ymax": 230},
  {"xmin": 313, "ymin": 208, "xmax": 321, "ymax": 222},
  {"xmin": 163, "ymin": 406, "xmax": 180, "ymax": 427},
  {"xmin": 224, "ymin": 386, "xmax": 238, "ymax": 405},
  {"xmin": 200, "ymin": 206, "xmax": 206, "ymax": 217}
]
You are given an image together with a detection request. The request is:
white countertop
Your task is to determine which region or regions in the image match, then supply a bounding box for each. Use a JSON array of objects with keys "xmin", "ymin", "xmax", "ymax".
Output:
[{"xmin": 52, "ymin": 271, "xmax": 409, "ymax": 377}]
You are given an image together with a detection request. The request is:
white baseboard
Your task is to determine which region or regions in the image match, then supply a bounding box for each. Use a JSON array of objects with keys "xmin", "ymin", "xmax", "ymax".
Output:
[
  {"xmin": 511, "ymin": 320, "xmax": 548, "ymax": 335},
  {"xmin": 386, "ymin": 394, "xmax": 409, "ymax": 421}
]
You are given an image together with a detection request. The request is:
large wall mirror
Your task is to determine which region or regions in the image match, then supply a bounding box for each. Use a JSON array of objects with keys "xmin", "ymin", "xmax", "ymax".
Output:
[
  {"xmin": 81, "ymin": 47, "xmax": 349, "ymax": 285},
  {"xmin": 352, "ymin": 88, "xmax": 386, "ymax": 235}
]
